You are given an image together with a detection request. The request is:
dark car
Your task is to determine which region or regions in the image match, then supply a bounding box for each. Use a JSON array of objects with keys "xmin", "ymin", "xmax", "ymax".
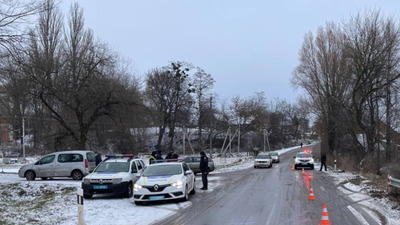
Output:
[{"xmin": 182, "ymin": 156, "xmax": 215, "ymax": 175}]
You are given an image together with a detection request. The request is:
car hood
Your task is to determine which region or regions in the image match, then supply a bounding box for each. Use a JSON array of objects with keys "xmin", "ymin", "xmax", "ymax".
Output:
[
  {"xmin": 137, "ymin": 174, "xmax": 182, "ymax": 186},
  {"xmin": 19, "ymin": 163, "xmax": 34, "ymax": 171},
  {"xmin": 84, "ymin": 172, "xmax": 129, "ymax": 179}
]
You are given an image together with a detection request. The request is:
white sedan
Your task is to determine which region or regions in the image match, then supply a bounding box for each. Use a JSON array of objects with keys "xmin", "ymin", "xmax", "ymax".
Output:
[{"xmin": 133, "ymin": 162, "xmax": 195, "ymax": 205}]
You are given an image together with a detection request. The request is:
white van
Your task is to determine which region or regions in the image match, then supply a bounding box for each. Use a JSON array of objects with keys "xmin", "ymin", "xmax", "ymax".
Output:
[{"xmin": 18, "ymin": 150, "xmax": 96, "ymax": 181}]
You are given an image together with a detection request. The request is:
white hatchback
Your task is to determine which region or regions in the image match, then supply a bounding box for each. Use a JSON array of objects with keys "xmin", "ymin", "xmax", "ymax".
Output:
[
  {"xmin": 254, "ymin": 153, "xmax": 273, "ymax": 168},
  {"xmin": 133, "ymin": 162, "xmax": 195, "ymax": 205}
]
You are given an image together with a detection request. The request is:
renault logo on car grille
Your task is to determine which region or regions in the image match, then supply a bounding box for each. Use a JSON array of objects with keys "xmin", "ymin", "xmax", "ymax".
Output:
[
  {"xmin": 154, "ymin": 184, "xmax": 159, "ymax": 191},
  {"xmin": 99, "ymin": 179, "xmax": 103, "ymax": 184}
]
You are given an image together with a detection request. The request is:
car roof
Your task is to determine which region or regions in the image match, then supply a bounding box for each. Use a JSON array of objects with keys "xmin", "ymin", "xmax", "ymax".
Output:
[{"xmin": 46, "ymin": 150, "xmax": 94, "ymax": 155}]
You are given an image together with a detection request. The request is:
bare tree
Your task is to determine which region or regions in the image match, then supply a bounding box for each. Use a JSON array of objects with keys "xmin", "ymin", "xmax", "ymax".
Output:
[
  {"xmin": 192, "ymin": 67, "xmax": 214, "ymax": 149},
  {"xmin": 0, "ymin": 0, "xmax": 44, "ymax": 55},
  {"xmin": 344, "ymin": 10, "xmax": 400, "ymax": 165},
  {"xmin": 292, "ymin": 22, "xmax": 351, "ymax": 154}
]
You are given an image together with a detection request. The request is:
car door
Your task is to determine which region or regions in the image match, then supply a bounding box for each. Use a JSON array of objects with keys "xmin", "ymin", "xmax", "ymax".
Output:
[
  {"xmin": 54, "ymin": 153, "xmax": 73, "ymax": 177},
  {"xmin": 182, "ymin": 163, "xmax": 194, "ymax": 190},
  {"xmin": 130, "ymin": 161, "xmax": 142, "ymax": 182},
  {"xmin": 184, "ymin": 157, "xmax": 198, "ymax": 172},
  {"xmin": 34, "ymin": 154, "xmax": 56, "ymax": 177}
]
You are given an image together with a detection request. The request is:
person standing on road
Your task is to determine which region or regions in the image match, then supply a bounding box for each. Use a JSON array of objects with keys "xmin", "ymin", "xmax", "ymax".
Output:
[
  {"xmin": 95, "ymin": 153, "xmax": 102, "ymax": 166},
  {"xmin": 300, "ymin": 142, "xmax": 303, "ymax": 148},
  {"xmin": 320, "ymin": 153, "xmax": 327, "ymax": 171},
  {"xmin": 199, "ymin": 151, "xmax": 209, "ymax": 190}
]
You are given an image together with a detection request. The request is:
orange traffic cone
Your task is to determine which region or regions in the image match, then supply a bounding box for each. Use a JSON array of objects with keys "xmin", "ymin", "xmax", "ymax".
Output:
[
  {"xmin": 302, "ymin": 168, "xmax": 305, "ymax": 175},
  {"xmin": 291, "ymin": 165, "xmax": 294, "ymax": 171},
  {"xmin": 319, "ymin": 204, "xmax": 331, "ymax": 225},
  {"xmin": 308, "ymin": 185, "xmax": 315, "ymax": 200}
]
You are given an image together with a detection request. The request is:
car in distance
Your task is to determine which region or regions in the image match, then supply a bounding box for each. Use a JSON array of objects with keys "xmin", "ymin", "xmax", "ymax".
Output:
[
  {"xmin": 182, "ymin": 156, "xmax": 215, "ymax": 175},
  {"xmin": 268, "ymin": 152, "xmax": 280, "ymax": 163},
  {"xmin": 18, "ymin": 150, "xmax": 96, "ymax": 181},
  {"xmin": 82, "ymin": 154, "xmax": 145, "ymax": 199},
  {"xmin": 133, "ymin": 161, "xmax": 195, "ymax": 205},
  {"xmin": 254, "ymin": 153, "xmax": 273, "ymax": 168},
  {"xmin": 294, "ymin": 152, "xmax": 314, "ymax": 170}
]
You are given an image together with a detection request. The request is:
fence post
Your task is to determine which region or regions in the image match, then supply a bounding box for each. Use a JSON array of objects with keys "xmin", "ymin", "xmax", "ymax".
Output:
[
  {"xmin": 334, "ymin": 159, "xmax": 337, "ymax": 171},
  {"xmin": 77, "ymin": 188, "xmax": 86, "ymax": 225}
]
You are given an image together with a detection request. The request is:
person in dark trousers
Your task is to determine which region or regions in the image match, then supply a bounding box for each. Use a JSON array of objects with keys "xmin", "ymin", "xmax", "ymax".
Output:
[
  {"xmin": 300, "ymin": 142, "xmax": 303, "ymax": 148},
  {"xmin": 149, "ymin": 151, "xmax": 157, "ymax": 164},
  {"xmin": 199, "ymin": 151, "xmax": 209, "ymax": 190},
  {"xmin": 320, "ymin": 153, "xmax": 327, "ymax": 171},
  {"xmin": 95, "ymin": 153, "xmax": 102, "ymax": 166}
]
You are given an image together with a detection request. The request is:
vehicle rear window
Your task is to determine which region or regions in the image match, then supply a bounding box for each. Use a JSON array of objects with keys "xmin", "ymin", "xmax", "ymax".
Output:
[
  {"xmin": 297, "ymin": 153, "xmax": 312, "ymax": 158},
  {"xmin": 86, "ymin": 152, "xmax": 95, "ymax": 162}
]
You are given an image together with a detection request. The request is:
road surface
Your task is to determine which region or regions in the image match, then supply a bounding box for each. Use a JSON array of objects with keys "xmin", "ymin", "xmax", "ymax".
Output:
[{"xmin": 155, "ymin": 145, "xmax": 383, "ymax": 225}]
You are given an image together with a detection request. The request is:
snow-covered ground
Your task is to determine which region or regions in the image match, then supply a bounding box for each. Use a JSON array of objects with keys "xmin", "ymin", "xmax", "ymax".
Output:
[{"xmin": 0, "ymin": 146, "xmax": 399, "ymax": 225}]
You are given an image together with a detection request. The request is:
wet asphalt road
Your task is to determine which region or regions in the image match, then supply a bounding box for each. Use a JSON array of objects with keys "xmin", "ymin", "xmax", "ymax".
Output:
[{"xmin": 154, "ymin": 144, "xmax": 383, "ymax": 225}]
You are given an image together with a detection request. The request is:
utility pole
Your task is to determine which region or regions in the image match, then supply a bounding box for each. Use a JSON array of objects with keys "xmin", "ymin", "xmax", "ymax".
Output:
[
  {"xmin": 209, "ymin": 96, "xmax": 212, "ymax": 153},
  {"xmin": 22, "ymin": 117, "xmax": 25, "ymax": 161}
]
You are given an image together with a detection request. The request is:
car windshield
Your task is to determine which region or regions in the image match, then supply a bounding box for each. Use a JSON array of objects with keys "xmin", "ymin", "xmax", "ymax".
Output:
[
  {"xmin": 297, "ymin": 153, "xmax": 312, "ymax": 158},
  {"xmin": 256, "ymin": 154, "xmax": 271, "ymax": 159},
  {"xmin": 269, "ymin": 152, "xmax": 278, "ymax": 156},
  {"xmin": 94, "ymin": 162, "xmax": 130, "ymax": 172},
  {"xmin": 142, "ymin": 164, "xmax": 182, "ymax": 176}
]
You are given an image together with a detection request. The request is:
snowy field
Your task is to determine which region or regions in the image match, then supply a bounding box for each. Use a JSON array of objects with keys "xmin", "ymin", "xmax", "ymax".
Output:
[{"xmin": 0, "ymin": 146, "xmax": 399, "ymax": 225}]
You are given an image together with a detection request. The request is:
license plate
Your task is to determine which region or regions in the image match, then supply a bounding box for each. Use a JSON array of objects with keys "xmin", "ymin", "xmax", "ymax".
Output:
[
  {"xmin": 301, "ymin": 163, "xmax": 308, "ymax": 165},
  {"xmin": 149, "ymin": 196, "xmax": 165, "ymax": 201},
  {"xmin": 93, "ymin": 185, "xmax": 108, "ymax": 189}
]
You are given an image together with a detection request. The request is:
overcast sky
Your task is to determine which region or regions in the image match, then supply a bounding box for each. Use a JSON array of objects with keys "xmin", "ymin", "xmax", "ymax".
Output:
[{"xmin": 60, "ymin": 0, "xmax": 399, "ymax": 104}]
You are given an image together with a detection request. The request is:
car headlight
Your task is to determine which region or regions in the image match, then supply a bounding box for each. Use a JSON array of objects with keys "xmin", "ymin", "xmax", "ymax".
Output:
[
  {"xmin": 134, "ymin": 183, "xmax": 142, "ymax": 191},
  {"xmin": 112, "ymin": 178, "xmax": 122, "ymax": 184},
  {"xmin": 294, "ymin": 159, "xmax": 300, "ymax": 163},
  {"xmin": 310, "ymin": 158, "xmax": 314, "ymax": 163},
  {"xmin": 83, "ymin": 178, "xmax": 90, "ymax": 185},
  {"xmin": 172, "ymin": 179, "xmax": 183, "ymax": 188}
]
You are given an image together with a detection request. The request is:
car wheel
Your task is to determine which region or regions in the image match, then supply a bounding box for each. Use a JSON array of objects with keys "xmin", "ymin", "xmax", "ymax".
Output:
[
  {"xmin": 83, "ymin": 194, "xmax": 93, "ymax": 199},
  {"xmin": 25, "ymin": 171, "xmax": 36, "ymax": 181},
  {"xmin": 40, "ymin": 177, "xmax": 48, "ymax": 180},
  {"xmin": 311, "ymin": 165, "xmax": 314, "ymax": 170},
  {"xmin": 294, "ymin": 165, "xmax": 298, "ymax": 170},
  {"xmin": 254, "ymin": 166, "xmax": 257, "ymax": 168},
  {"xmin": 71, "ymin": 170, "xmax": 83, "ymax": 180},
  {"xmin": 194, "ymin": 172, "xmax": 197, "ymax": 176},
  {"xmin": 181, "ymin": 186, "xmax": 189, "ymax": 202},
  {"xmin": 125, "ymin": 182, "xmax": 133, "ymax": 198}
]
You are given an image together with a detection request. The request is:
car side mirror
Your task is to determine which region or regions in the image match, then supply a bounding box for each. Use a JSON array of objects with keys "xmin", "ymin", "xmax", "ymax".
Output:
[
  {"xmin": 293, "ymin": 156, "xmax": 296, "ymax": 158},
  {"xmin": 185, "ymin": 170, "xmax": 193, "ymax": 175}
]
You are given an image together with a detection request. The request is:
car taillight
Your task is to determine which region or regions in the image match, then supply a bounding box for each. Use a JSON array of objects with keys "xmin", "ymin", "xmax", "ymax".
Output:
[{"xmin": 85, "ymin": 158, "xmax": 88, "ymax": 168}]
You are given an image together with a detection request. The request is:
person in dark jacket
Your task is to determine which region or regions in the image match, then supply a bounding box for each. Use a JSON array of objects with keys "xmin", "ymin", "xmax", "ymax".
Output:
[
  {"xmin": 172, "ymin": 153, "xmax": 179, "ymax": 159},
  {"xmin": 149, "ymin": 151, "xmax": 157, "ymax": 164},
  {"xmin": 165, "ymin": 152, "xmax": 173, "ymax": 159},
  {"xmin": 320, "ymin": 153, "xmax": 327, "ymax": 171},
  {"xmin": 95, "ymin": 153, "xmax": 102, "ymax": 166},
  {"xmin": 156, "ymin": 149, "xmax": 163, "ymax": 160},
  {"xmin": 199, "ymin": 151, "xmax": 209, "ymax": 190}
]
